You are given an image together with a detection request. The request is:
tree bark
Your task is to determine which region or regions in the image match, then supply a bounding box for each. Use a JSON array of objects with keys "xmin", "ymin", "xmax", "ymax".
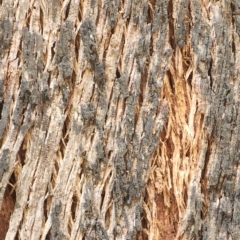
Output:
[{"xmin": 0, "ymin": 0, "xmax": 239, "ymax": 240}]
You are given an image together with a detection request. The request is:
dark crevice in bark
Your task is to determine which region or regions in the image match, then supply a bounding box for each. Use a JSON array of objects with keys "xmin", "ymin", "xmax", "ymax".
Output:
[
  {"xmin": 148, "ymin": 37, "xmax": 152, "ymax": 59},
  {"xmin": 100, "ymin": 190, "xmax": 105, "ymax": 211},
  {"xmin": 0, "ymin": 100, "xmax": 3, "ymax": 120},
  {"xmin": 17, "ymin": 38, "xmax": 22, "ymax": 61},
  {"xmin": 105, "ymin": 85, "xmax": 114, "ymax": 126},
  {"xmin": 16, "ymin": 232, "xmax": 20, "ymax": 240},
  {"xmin": 64, "ymin": 1, "xmax": 71, "ymax": 20},
  {"xmin": 45, "ymin": 227, "xmax": 51, "ymax": 240},
  {"xmin": 167, "ymin": 70, "xmax": 175, "ymax": 93},
  {"xmin": 201, "ymin": 140, "xmax": 212, "ymax": 219},
  {"xmin": 102, "ymin": 34, "xmax": 112, "ymax": 61},
  {"xmin": 147, "ymin": 0, "xmax": 155, "ymax": 24},
  {"xmin": 60, "ymin": 127, "xmax": 69, "ymax": 159},
  {"xmin": 18, "ymin": 76, "xmax": 22, "ymax": 87},
  {"xmin": 50, "ymin": 42, "xmax": 56, "ymax": 63},
  {"xmin": 44, "ymin": 196, "xmax": 50, "ymax": 227},
  {"xmin": 25, "ymin": 9, "xmax": 31, "ymax": 28},
  {"xmin": 119, "ymin": 34, "xmax": 125, "ymax": 72},
  {"xmin": 168, "ymin": 0, "xmax": 175, "ymax": 50},
  {"xmin": 71, "ymin": 70, "xmax": 77, "ymax": 93},
  {"xmin": 116, "ymin": 68, "xmax": 121, "ymax": 79},
  {"xmin": 208, "ymin": 58, "xmax": 213, "ymax": 89},
  {"xmin": 0, "ymin": 179, "xmax": 15, "ymax": 239},
  {"xmin": 39, "ymin": 6, "xmax": 44, "ymax": 34},
  {"xmin": 18, "ymin": 139, "xmax": 27, "ymax": 166},
  {"xmin": 186, "ymin": 71, "xmax": 192, "ymax": 89},
  {"xmin": 88, "ymin": 83, "xmax": 95, "ymax": 103},
  {"xmin": 71, "ymin": 195, "xmax": 77, "ymax": 221},
  {"xmin": 75, "ymin": 31, "xmax": 80, "ymax": 62},
  {"xmin": 139, "ymin": 66, "xmax": 148, "ymax": 109},
  {"xmin": 95, "ymin": 0, "xmax": 102, "ymax": 25},
  {"xmin": 78, "ymin": 8, "xmax": 82, "ymax": 24},
  {"xmin": 8, "ymin": 173, "xmax": 17, "ymax": 202},
  {"xmin": 231, "ymin": 5, "xmax": 236, "ymax": 61},
  {"xmin": 47, "ymin": 71, "xmax": 51, "ymax": 86},
  {"xmin": 140, "ymin": 212, "xmax": 148, "ymax": 240}
]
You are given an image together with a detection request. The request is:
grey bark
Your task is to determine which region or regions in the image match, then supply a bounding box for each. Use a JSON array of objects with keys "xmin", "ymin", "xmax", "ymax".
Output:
[{"xmin": 0, "ymin": 0, "xmax": 239, "ymax": 240}]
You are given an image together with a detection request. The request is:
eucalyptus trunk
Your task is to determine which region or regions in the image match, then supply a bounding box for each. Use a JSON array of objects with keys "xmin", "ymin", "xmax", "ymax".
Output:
[{"xmin": 0, "ymin": 0, "xmax": 239, "ymax": 240}]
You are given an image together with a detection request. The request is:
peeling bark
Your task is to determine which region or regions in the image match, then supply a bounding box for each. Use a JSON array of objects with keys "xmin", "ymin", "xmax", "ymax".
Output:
[{"xmin": 0, "ymin": 0, "xmax": 239, "ymax": 240}]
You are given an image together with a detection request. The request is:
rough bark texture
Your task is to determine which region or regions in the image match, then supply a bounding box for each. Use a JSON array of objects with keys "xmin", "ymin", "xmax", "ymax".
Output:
[{"xmin": 0, "ymin": 0, "xmax": 239, "ymax": 240}]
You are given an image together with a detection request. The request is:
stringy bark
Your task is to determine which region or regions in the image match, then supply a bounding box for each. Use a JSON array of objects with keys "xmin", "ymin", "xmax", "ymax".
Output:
[{"xmin": 0, "ymin": 0, "xmax": 240, "ymax": 240}]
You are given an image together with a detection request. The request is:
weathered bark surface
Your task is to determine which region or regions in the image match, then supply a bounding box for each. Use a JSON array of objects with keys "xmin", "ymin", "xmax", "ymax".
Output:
[{"xmin": 0, "ymin": 0, "xmax": 239, "ymax": 240}]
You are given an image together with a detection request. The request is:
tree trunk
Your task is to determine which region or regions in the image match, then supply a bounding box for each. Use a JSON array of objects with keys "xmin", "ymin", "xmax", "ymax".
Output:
[{"xmin": 0, "ymin": 0, "xmax": 239, "ymax": 239}]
